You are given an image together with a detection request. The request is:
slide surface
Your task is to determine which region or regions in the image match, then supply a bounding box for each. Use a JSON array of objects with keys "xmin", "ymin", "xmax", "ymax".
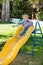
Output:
[{"xmin": 0, "ymin": 26, "xmax": 34, "ymax": 65}]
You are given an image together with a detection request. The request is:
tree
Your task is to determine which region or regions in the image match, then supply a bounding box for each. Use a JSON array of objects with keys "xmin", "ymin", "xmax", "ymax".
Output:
[
  {"xmin": 1, "ymin": 0, "xmax": 43, "ymax": 21},
  {"xmin": 2, "ymin": 0, "xmax": 10, "ymax": 22},
  {"xmin": 2, "ymin": 0, "xmax": 6, "ymax": 21},
  {"xmin": 10, "ymin": 0, "xmax": 33, "ymax": 19},
  {"xmin": 5, "ymin": 0, "xmax": 10, "ymax": 22}
]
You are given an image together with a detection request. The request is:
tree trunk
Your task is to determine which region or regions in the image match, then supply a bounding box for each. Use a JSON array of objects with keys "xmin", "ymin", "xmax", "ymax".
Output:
[
  {"xmin": 1, "ymin": 0, "xmax": 6, "ymax": 22},
  {"xmin": 6, "ymin": 0, "xmax": 10, "ymax": 22},
  {"xmin": 2, "ymin": 0, "xmax": 10, "ymax": 22}
]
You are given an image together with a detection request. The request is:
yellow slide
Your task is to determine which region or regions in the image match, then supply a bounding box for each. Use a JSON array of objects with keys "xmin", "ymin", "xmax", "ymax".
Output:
[{"xmin": 0, "ymin": 25, "xmax": 34, "ymax": 65}]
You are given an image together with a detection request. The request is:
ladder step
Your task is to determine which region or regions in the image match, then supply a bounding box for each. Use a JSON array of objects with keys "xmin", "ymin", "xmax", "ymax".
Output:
[
  {"xmin": 34, "ymin": 33, "xmax": 42, "ymax": 34},
  {"xmin": 36, "ymin": 44, "xmax": 43, "ymax": 46},
  {"xmin": 33, "ymin": 40, "xmax": 43, "ymax": 43},
  {"xmin": 36, "ymin": 29, "xmax": 41, "ymax": 31}
]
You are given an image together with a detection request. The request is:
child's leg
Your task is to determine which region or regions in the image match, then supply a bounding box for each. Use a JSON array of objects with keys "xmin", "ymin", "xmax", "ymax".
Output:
[
  {"xmin": 20, "ymin": 28, "xmax": 27, "ymax": 36},
  {"xmin": 16, "ymin": 27, "xmax": 29, "ymax": 38},
  {"xmin": 16, "ymin": 28, "xmax": 27, "ymax": 38}
]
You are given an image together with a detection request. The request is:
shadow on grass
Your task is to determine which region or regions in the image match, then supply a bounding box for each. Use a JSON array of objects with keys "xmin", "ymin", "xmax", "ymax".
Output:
[
  {"xmin": 0, "ymin": 34, "xmax": 12, "ymax": 39},
  {"xmin": 0, "ymin": 21, "xmax": 13, "ymax": 24},
  {"xmin": 0, "ymin": 41, "xmax": 6, "ymax": 51},
  {"xmin": 0, "ymin": 33, "xmax": 14, "ymax": 51}
]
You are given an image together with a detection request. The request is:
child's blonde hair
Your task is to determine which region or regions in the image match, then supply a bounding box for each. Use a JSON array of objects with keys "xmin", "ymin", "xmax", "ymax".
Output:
[{"xmin": 22, "ymin": 14, "xmax": 29, "ymax": 18}]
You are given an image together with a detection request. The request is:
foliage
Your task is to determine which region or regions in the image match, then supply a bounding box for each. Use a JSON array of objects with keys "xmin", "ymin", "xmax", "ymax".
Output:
[
  {"xmin": 36, "ymin": 11, "xmax": 43, "ymax": 21},
  {"xmin": 10, "ymin": 0, "xmax": 43, "ymax": 19},
  {"xmin": 10, "ymin": 0, "xmax": 33, "ymax": 19}
]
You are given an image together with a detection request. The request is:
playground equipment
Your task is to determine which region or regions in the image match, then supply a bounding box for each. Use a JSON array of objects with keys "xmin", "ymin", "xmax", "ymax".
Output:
[
  {"xmin": 20, "ymin": 21, "xmax": 43, "ymax": 57},
  {"xmin": 32, "ymin": 21, "xmax": 43, "ymax": 56},
  {"xmin": 0, "ymin": 26, "xmax": 34, "ymax": 65}
]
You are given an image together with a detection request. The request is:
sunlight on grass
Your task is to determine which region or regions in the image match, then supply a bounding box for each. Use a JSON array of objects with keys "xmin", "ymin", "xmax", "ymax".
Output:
[
  {"xmin": 0, "ymin": 24, "xmax": 19, "ymax": 46},
  {"xmin": 0, "ymin": 24, "xmax": 18, "ymax": 35}
]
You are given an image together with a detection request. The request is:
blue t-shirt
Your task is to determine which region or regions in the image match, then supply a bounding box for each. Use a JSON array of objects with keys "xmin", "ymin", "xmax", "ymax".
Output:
[{"xmin": 23, "ymin": 19, "xmax": 33, "ymax": 29}]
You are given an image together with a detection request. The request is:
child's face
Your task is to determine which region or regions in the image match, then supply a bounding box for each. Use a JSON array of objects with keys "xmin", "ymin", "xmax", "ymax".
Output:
[{"xmin": 22, "ymin": 15, "xmax": 29, "ymax": 21}]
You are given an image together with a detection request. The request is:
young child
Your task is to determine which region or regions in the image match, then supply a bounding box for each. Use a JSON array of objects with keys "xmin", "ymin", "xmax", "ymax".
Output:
[{"xmin": 16, "ymin": 14, "xmax": 33, "ymax": 38}]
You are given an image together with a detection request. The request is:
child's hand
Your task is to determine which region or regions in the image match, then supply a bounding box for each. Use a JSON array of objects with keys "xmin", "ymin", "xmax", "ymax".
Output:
[{"xmin": 16, "ymin": 35, "xmax": 21, "ymax": 38}]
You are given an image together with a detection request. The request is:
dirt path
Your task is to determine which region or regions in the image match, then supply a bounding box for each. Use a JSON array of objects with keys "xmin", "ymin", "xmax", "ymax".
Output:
[{"xmin": 10, "ymin": 54, "xmax": 41, "ymax": 65}]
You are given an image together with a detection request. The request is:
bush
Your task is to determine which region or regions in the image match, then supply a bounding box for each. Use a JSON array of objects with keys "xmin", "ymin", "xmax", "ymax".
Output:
[{"xmin": 36, "ymin": 11, "xmax": 43, "ymax": 21}]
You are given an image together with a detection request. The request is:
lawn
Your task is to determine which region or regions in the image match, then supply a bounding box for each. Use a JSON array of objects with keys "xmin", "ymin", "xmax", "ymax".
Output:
[
  {"xmin": 0, "ymin": 22, "xmax": 19, "ymax": 50},
  {"xmin": 0, "ymin": 22, "xmax": 43, "ymax": 65}
]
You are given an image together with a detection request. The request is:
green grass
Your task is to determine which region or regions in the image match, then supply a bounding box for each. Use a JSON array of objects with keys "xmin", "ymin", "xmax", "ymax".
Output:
[
  {"xmin": 0, "ymin": 23, "xmax": 19, "ymax": 50},
  {"xmin": 0, "ymin": 22, "xmax": 43, "ymax": 65}
]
